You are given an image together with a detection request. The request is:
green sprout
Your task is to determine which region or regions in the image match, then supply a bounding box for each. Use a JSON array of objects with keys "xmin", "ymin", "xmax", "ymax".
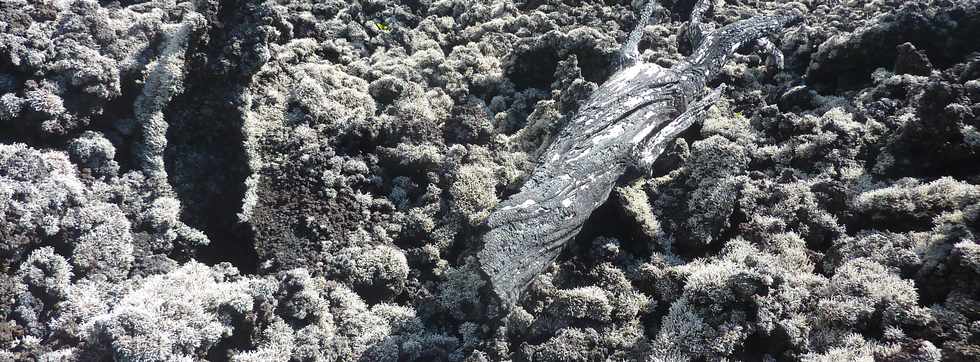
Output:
[{"xmin": 375, "ymin": 22, "xmax": 391, "ymax": 32}]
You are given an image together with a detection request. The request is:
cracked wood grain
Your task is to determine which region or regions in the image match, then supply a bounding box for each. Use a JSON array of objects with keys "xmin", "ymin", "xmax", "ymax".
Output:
[{"xmin": 477, "ymin": 0, "xmax": 803, "ymax": 310}]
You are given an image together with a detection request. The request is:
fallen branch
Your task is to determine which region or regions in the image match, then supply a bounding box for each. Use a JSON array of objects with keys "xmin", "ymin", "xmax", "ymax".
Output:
[{"xmin": 477, "ymin": 0, "xmax": 804, "ymax": 311}]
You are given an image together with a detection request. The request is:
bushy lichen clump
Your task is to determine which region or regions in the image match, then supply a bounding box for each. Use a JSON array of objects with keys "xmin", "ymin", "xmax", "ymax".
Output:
[{"xmin": 1, "ymin": 0, "xmax": 979, "ymax": 361}]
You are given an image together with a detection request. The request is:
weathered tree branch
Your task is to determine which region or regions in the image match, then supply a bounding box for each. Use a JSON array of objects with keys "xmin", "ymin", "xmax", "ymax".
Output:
[
  {"xmin": 478, "ymin": 0, "xmax": 803, "ymax": 311},
  {"xmin": 618, "ymin": 0, "xmax": 663, "ymax": 69}
]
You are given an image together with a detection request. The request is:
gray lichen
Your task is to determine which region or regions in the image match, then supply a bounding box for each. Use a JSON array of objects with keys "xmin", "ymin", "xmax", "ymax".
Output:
[{"xmin": 0, "ymin": 0, "xmax": 978, "ymax": 361}]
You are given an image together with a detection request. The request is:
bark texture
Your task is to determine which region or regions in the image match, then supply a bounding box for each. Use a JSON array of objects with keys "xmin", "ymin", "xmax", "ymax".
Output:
[{"xmin": 478, "ymin": 2, "xmax": 804, "ymax": 309}]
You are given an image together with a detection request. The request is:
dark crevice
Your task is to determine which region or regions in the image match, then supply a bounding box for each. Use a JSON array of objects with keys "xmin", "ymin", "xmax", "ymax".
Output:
[
  {"xmin": 507, "ymin": 46, "xmax": 560, "ymax": 91},
  {"xmin": 844, "ymin": 214, "xmax": 934, "ymax": 236},
  {"xmin": 93, "ymin": 71, "xmax": 143, "ymax": 173},
  {"xmin": 160, "ymin": 0, "xmax": 260, "ymax": 273},
  {"xmin": 737, "ymin": 328, "xmax": 794, "ymax": 361},
  {"xmin": 568, "ymin": 195, "xmax": 642, "ymax": 257},
  {"xmin": 571, "ymin": 48, "xmax": 615, "ymax": 84}
]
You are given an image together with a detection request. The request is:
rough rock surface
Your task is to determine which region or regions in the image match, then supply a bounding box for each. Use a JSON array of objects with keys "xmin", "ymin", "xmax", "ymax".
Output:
[{"xmin": 1, "ymin": 0, "xmax": 978, "ymax": 361}]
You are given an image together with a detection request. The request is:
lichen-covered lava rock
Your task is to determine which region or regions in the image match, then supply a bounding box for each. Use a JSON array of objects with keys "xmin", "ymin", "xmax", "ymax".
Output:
[{"xmin": 0, "ymin": 0, "xmax": 978, "ymax": 361}]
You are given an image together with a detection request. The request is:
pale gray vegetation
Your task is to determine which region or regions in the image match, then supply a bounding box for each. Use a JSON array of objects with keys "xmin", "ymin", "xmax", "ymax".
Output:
[{"xmin": 0, "ymin": 0, "xmax": 977, "ymax": 361}]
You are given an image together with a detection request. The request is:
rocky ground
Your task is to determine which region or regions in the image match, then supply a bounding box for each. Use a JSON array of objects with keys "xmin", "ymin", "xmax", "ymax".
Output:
[{"xmin": 1, "ymin": 0, "xmax": 979, "ymax": 360}]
